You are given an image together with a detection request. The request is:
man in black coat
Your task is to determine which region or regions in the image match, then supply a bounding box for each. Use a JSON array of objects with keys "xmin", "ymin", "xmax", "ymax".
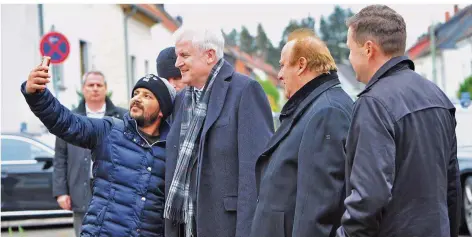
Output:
[
  {"xmin": 52, "ymin": 71, "xmax": 127, "ymax": 236},
  {"xmin": 336, "ymin": 5, "xmax": 461, "ymax": 237},
  {"xmin": 250, "ymin": 29, "xmax": 353, "ymax": 237}
]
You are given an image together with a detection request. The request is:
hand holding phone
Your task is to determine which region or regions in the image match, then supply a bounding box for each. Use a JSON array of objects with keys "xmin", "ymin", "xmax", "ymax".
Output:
[{"xmin": 25, "ymin": 56, "xmax": 51, "ymax": 94}]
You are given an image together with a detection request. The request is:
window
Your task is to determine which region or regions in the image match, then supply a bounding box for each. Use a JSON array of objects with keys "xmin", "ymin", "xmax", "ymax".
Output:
[
  {"xmin": 80, "ymin": 40, "xmax": 89, "ymax": 77},
  {"xmin": 1, "ymin": 138, "xmax": 52, "ymax": 162},
  {"xmin": 131, "ymin": 55, "xmax": 136, "ymax": 83},
  {"xmin": 145, "ymin": 60, "xmax": 149, "ymax": 75}
]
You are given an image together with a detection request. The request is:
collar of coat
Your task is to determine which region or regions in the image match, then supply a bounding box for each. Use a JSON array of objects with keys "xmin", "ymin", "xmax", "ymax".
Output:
[
  {"xmin": 76, "ymin": 97, "xmax": 118, "ymax": 116},
  {"xmin": 280, "ymin": 70, "xmax": 339, "ymax": 121},
  {"xmin": 358, "ymin": 55, "xmax": 415, "ymax": 97},
  {"xmin": 261, "ymin": 74, "xmax": 340, "ymax": 156}
]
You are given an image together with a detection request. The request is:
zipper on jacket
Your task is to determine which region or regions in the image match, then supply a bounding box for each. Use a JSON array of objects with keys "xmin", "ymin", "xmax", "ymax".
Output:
[{"xmin": 133, "ymin": 120, "xmax": 161, "ymax": 147}]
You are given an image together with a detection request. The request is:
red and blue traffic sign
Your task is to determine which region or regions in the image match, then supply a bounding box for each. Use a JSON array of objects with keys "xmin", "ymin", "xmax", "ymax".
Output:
[{"xmin": 40, "ymin": 31, "xmax": 70, "ymax": 64}]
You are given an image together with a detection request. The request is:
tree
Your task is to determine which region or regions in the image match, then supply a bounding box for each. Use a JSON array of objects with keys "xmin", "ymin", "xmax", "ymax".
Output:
[
  {"xmin": 240, "ymin": 26, "xmax": 255, "ymax": 54},
  {"xmin": 458, "ymin": 75, "xmax": 472, "ymax": 99},
  {"xmin": 319, "ymin": 16, "xmax": 330, "ymax": 43},
  {"xmin": 255, "ymin": 23, "xmax": 270, "ymax": 59},
  {"xmin": 266, "ymin": 44, "xmax": 281, "ymax": 70},
  {"xmin": 300, "ymin": 15, "xmax": 316, "ymax": 30},
  {"xmin": 225, "ymin": 28, "xmax": 239, "ymax": 46},
  {"xmin": 255, "ymin": 76, "xmax": 281, "ymax": 112},
  {"xmin": 319, "ymin": 5, "xmax": 354, "ymax": 63},
  {"xmin": 279, "ymin": 20, "xmax": 303, "ymax": 51},
  {"xmin": 278, "ymin": 16, "xmax": 316, "ymax": 53}
]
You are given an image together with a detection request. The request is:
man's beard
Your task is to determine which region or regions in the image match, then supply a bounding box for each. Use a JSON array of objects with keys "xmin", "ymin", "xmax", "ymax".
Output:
[
  {"xmin": 134, "ymin": 109, "xmax": 159, "ymax": 127},
  {"xmin": 130, "ymin": 102, "xmax": 160, "ymax": 127}
]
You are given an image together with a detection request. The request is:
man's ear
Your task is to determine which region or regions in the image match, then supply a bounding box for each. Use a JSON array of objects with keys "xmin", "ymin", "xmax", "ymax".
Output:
[
  {"xmin": 297, "ymin": 57, "xmax": 308, "ymax": 76},
  {"xmin": 207, "ymin": 49, "xmax": 217, "ymax": 64},
  {"xmin": 364, "ymin": 40, "xmax": 375, "ymax": 58}
]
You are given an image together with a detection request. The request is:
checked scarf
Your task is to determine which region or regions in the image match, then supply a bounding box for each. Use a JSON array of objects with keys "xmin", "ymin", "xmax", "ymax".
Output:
[{"xmin": 164, "ymin": 59, "xmax": 224, "ymax": 236}]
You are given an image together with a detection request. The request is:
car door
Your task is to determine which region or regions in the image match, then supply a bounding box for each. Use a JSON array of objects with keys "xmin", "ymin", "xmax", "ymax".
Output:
[{"xmin": 1, "ymin": 135, "xmax": 59, "ymax": 212}]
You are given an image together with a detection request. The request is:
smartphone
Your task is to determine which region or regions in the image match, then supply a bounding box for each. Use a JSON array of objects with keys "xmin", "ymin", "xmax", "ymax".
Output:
[
  {"xmin": 39, "ymin": 56, "xmax": 51, "ymax": 92},
  {"xmin": 41, "ymin": 56, "xmax": 51, "ymax": 70}
]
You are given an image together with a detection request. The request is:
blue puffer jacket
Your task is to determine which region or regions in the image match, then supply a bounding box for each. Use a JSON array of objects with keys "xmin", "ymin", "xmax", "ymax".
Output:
[{"xmin": 21, "ymin": 83, "xmax": 167, "ymax": 237}]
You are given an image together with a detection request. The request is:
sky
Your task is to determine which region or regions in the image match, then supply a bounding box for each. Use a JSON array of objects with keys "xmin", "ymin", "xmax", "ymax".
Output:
[{"xmin": 165, "ymin": 4, "xmax": 469, "ymax": 50}]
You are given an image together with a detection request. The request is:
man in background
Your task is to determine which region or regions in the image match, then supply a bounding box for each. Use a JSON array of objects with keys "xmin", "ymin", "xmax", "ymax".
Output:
[{"xmin": 157, "ymin": 46, "xmax": 185, "ymax": 92}]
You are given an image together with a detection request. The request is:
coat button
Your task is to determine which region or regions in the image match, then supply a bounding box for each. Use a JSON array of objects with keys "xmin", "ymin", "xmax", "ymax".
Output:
[
  {"xmin": 141, "ymin": 197, "xmax": 146, "ymax": 201},
  {"xmin": 147, "ymin": 167, "xmax": 152, "ymax": 172}
]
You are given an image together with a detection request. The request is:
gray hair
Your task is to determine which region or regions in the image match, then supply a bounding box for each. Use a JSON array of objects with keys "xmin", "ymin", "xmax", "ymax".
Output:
[
  {"xmin": 82, "ymin": 71, "xmax": 107, "ymax": 86},
  {"xmin": 173, "ymin": 25, "xmax": 225, "ymax": 60}
]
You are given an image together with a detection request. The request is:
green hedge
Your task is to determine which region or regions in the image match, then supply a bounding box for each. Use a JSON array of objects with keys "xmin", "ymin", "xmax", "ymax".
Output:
[
  {"xmin": 458, "ymin": 75, "xmax": 472, "ymax": 99},
  {"xmin": 254, "ymin": 77, "xmax": 281, "ymax": 112}
]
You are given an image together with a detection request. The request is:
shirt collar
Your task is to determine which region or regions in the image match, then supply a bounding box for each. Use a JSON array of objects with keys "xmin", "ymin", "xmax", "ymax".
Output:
[{"xmin": 85, "ymin": 103, "xmax": 106, "ymax": 114}]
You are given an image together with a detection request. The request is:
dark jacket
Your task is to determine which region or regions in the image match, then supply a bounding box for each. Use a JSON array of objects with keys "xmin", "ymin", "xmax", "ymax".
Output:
[
  {"xmin": 165, "ymin": 60, "xmax": 274, "ymax": 237},
  {"xmin": 336, "ymin": 56, "xmax": 461, "ymax": 237},
  {"xmin": 52, "ymin": 98, "xmax": 127, "ymax": 213},
  {"xmin": 251, "ymin": 72, "xmax": 353, "ymax": 237},
  {"xmin": 21, "ymin": 84, "xmax": 168, "ymax": 237}
]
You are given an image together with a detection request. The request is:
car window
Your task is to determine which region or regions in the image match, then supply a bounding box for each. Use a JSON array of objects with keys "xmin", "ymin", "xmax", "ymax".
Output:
[{"xmin": 1, "ymin": 137, "xmax": 52, "ymax": 161}]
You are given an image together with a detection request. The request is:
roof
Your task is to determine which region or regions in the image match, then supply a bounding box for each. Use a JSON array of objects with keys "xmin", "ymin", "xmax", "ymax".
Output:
[
  {"xmin": 120, "ymin": 4, "xmax": 180, "ymax": 32},
  {"xmin": 140, "ymin": 4, "xmax": 180, "ymax": 32},
  {"xmin": 457, "ymin": 27, "xmax": 472, "ymax": 42},
  {"xmin": 225, "ymin": 46, "xmax": 279, "ymax": 80},
  {"xmin": 407, "ymin": 37, "xmax": 431, "ymax": 60},
  {"xmin": 408, "ymin": 5, "xmax": 472, "ymax": 59}
]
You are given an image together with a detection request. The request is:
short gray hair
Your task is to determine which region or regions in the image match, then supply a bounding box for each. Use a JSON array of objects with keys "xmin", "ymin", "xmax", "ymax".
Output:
[
  {"xmin": 173, "ymin": 25, "xmax": 225, "ymax": 60},
  {"xmin": 82, "ymin": 71, "xmax": 107, "ymax": 86}
]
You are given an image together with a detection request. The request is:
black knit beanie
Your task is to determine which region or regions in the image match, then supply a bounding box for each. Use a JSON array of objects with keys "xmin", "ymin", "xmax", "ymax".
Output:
[
  {"xmin": 156, "ymin": 47, "xmax": 181, "ymax": 79},
  {"xmin": 132, "ymin": 74, "xmax": 176, "ymax": 120}
]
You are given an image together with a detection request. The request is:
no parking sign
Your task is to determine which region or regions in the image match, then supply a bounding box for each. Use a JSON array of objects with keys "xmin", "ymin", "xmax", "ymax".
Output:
[{"xmin": 39, "ymin": 31, "xmax": 70, "ymax": 64}]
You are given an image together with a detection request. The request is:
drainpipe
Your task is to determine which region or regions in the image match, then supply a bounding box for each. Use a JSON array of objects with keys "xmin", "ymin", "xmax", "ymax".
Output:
[
  {"xmin": 124, "ymin": 6, "xmax": 137, "ymax": 103},
  {"xmin": 430, "ymin": 22, "xmax": 437, "ymax": 86},
  {"xmin": 38, "ymin": 4, "xmax": 44, "ymax": 36}
]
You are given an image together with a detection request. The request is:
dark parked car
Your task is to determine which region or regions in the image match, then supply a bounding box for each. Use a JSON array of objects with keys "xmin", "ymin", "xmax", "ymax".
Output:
[
  {"xmin": 1, "ymin": 133, "xmax": 72, "ymax": 228},
  {"xmin": 454, "ymin": 106, "xmax": 472, "ymax": 234},
  {"xmin": 460, "ymin": 145, "xmax": 472, "ymax": 234}
]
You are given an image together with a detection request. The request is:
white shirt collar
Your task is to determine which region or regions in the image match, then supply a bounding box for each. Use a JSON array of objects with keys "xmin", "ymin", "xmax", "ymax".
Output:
[
  {"xmin": 85, "ymin": 103, "xmax": 106, "ymax": 115},
  {"xmin": 194, "ymin": 86, "xmax": 204, "ymax": 92}
]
